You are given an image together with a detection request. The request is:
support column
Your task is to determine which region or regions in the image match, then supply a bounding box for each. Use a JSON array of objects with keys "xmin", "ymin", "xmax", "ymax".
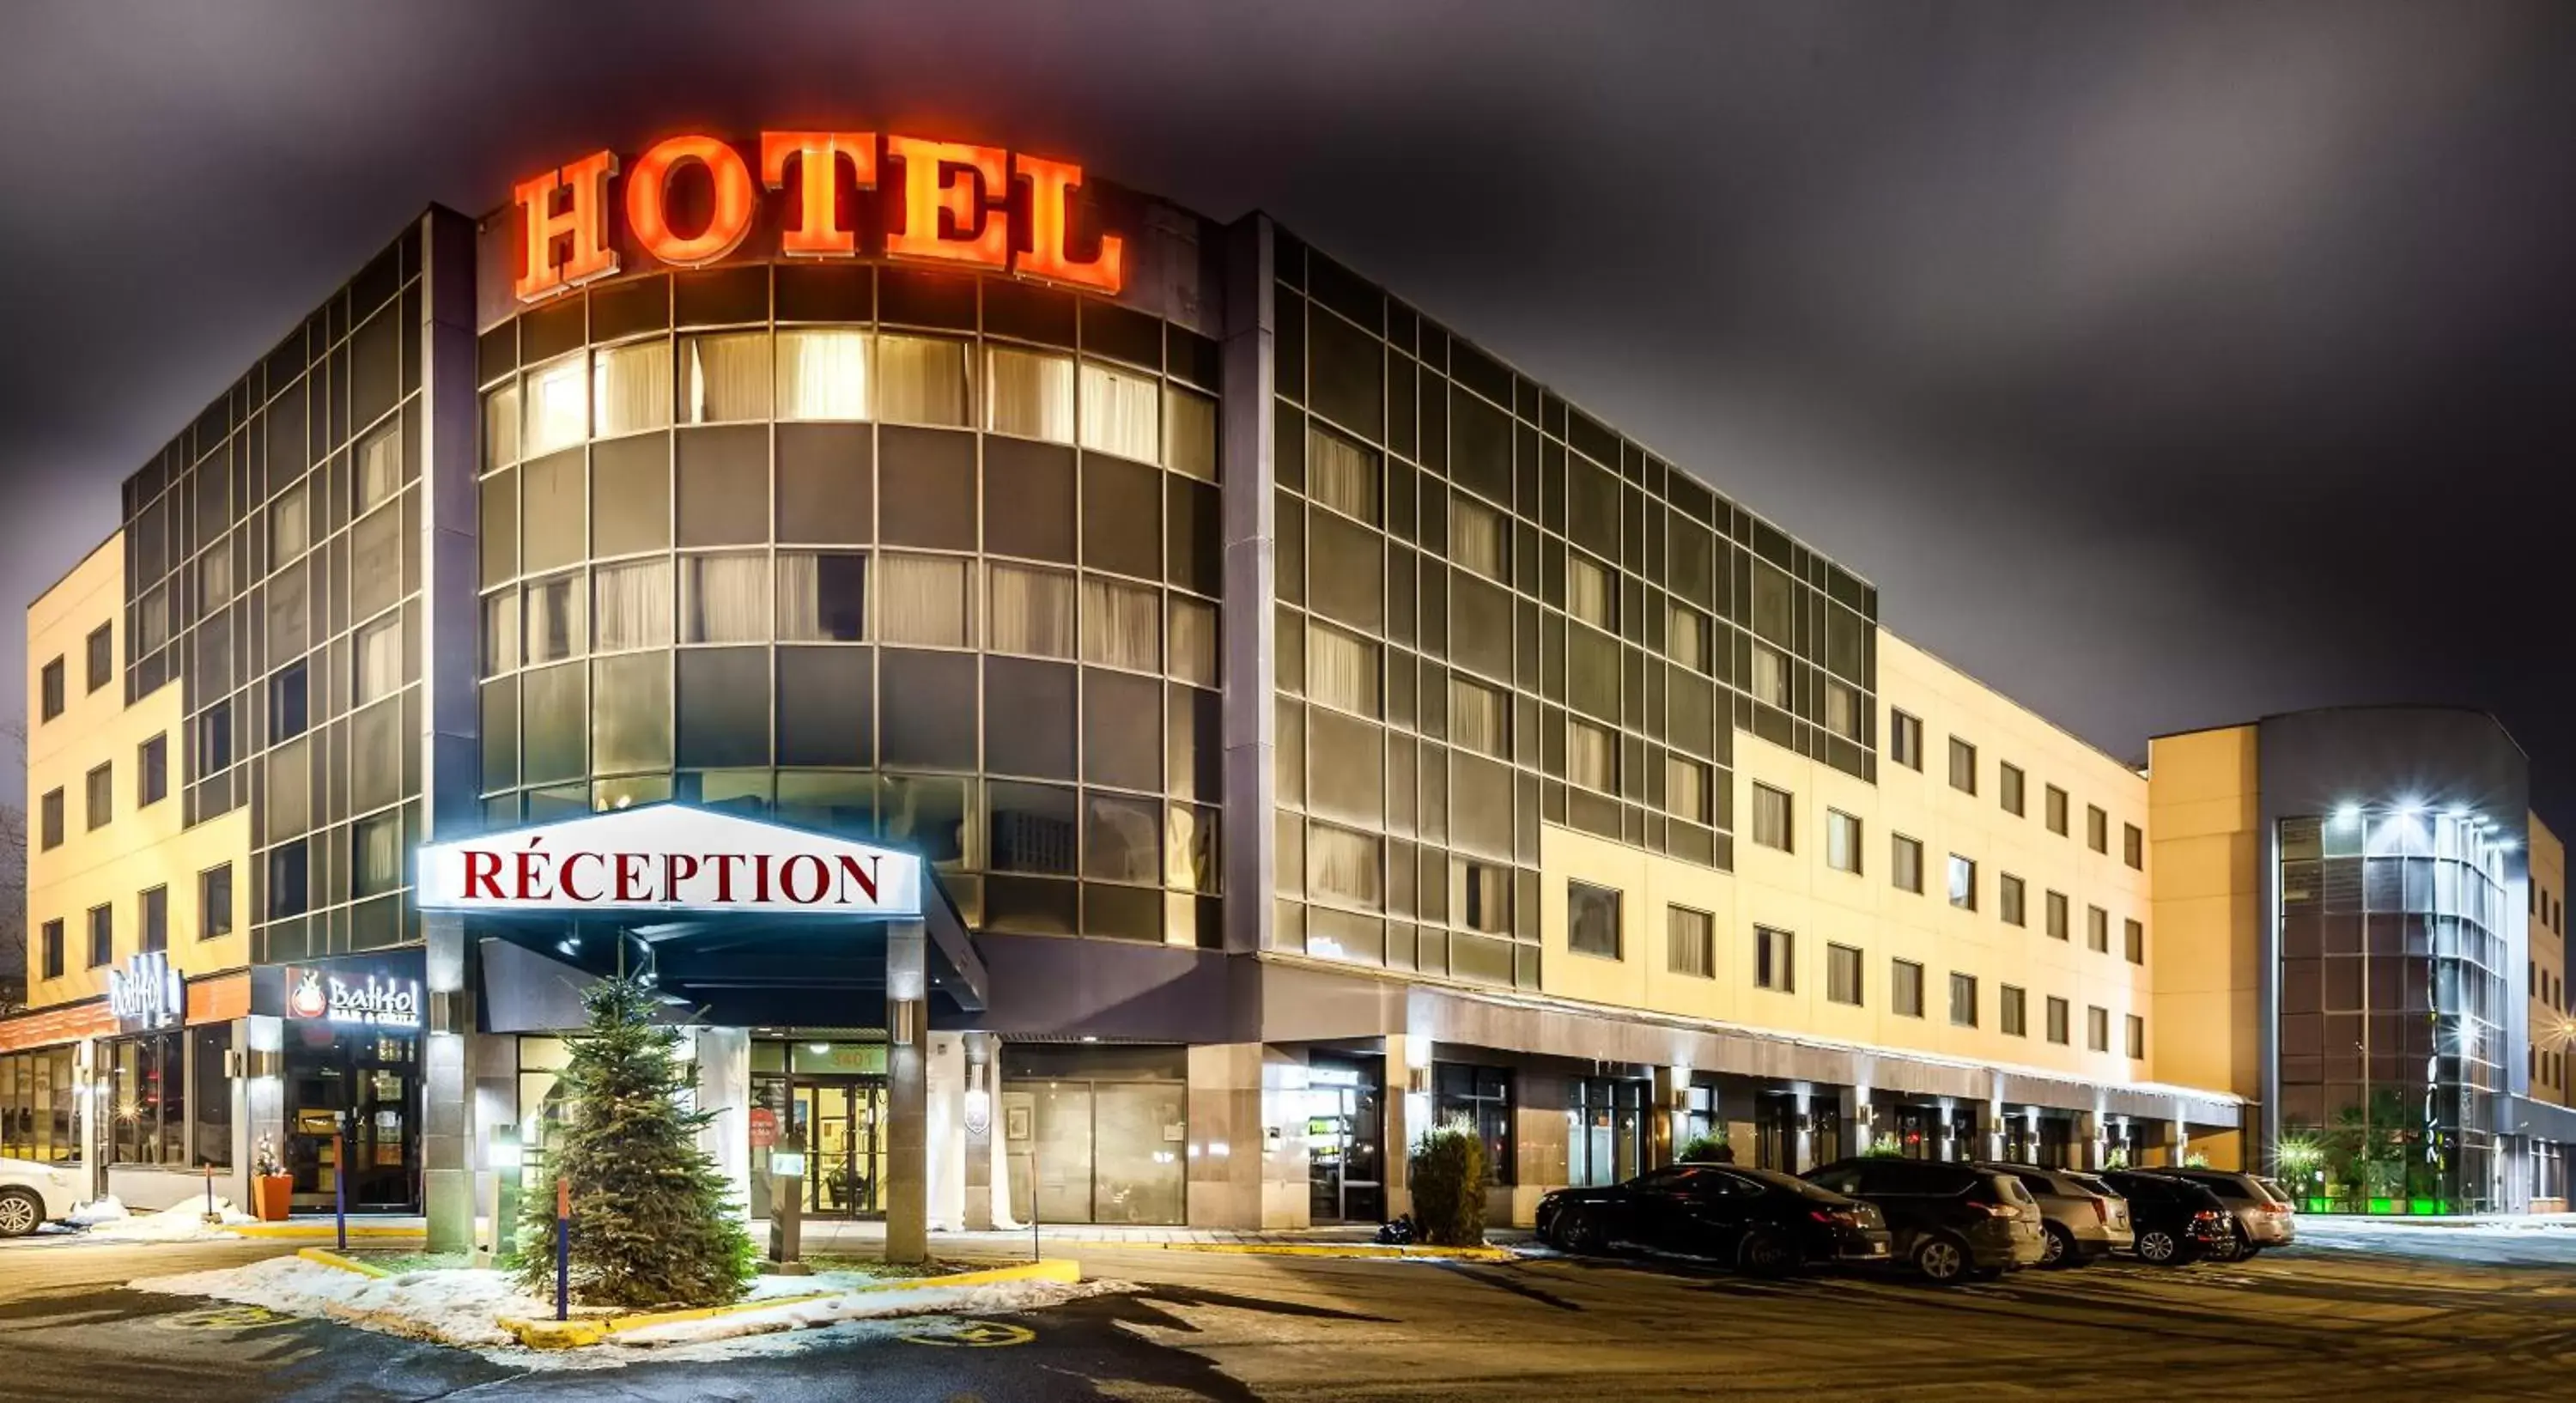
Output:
[
  {"xmin": 693, "ymin": 1027, "xmax": 750, "ymax": 1221},
  {"xmin": 423, "ymin": 914, "xmax": 471, "ymax": 1252},
  {"xmin": 1186, "ymin": 1042, "xmax": 1269, "ymax": 1229},
  {"xmin": 1836, "ymin": 1084, "xmax": 1867, "ymax": 1162},
  {"xmin": 1651, "ymin": 1065, "xmax": 1683, "ymax": 1167},
  {"xmin": 1385, "ymin": 1036, "xmax": 1423, "ymax": 1218},
  {"xmin": 926, "ymin": 1033, "xmax": 967, "ymax": 1231},
  {"xmin": 2075, "ymin": 1111, "xmax": 2103, "ymax": 1170},
  {"xmin": 962, "ymin": 1032, "xmax": 999, "ymax": 1231},
  {"xmin": 884, "ymin": 920, "xmax": 929, "ymax": 1263}
]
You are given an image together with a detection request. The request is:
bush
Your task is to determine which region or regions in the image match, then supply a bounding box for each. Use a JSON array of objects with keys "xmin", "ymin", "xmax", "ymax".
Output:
[
  {"xmin": 1862, "ymin": 1132, "xmax": 1904, "ymax": 1158},
  {"xmin": 1408, "ymin": 1121, "xmax": 1490, "ymax": 1247},
  {"xmin": 1676, "ymin": 1134, "xmax": 1730, "ymax": 1163}
]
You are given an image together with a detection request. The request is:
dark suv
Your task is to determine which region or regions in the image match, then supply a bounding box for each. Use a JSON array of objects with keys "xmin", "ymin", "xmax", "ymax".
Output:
[
  {"xmin": 2096, "ymin": 1169, "xmax": 2232, "ymax": 1265},
  {"xmin": 1803, "ymin": 1157, "xmax": 2046, "ymax": 1284}
]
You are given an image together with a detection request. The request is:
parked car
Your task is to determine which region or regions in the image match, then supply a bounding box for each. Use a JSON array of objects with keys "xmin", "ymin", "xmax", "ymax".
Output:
[
  {"xmin": 0, "ymin": 1157, "xmax": 79, "ymax": 1238},
  {"xmin": 2095, "ymin": 1169, "xmax": 2232, "ymax": 1265},
  {"xmin": 1537, "ymin": 1163, "xmax": 1893, "ymax": 1272},
  {"xmin": 1802, "ymin": 1158, "xmax": 2046, "ymax": 1284},
  {"xmin": 1975, "ymin": 1163, "xmax": 2134, "ymax": 1268},
  {"xmin": 2155, "ymin": 1168, "xmax": 2298, "ymax": 1259}
]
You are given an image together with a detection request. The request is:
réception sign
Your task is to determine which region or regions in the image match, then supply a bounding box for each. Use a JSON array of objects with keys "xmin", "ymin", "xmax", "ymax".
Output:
[{"xmin": 416, "ymin": 804, "xmax": 924, "ymax": 918}]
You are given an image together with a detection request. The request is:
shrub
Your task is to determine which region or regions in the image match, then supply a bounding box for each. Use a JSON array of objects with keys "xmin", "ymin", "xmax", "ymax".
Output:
[
  {"xmin": 1862, "ymin": 1132, "xmax": 1904, "ymax": 1157},
  {"xmin": 1408, "ymin": 1120, "xmax": 1491, "ymax": 1247},
  {"xmin": 1676, "ymin": 1133, "xmax": 1730, "ymax": 1163}
]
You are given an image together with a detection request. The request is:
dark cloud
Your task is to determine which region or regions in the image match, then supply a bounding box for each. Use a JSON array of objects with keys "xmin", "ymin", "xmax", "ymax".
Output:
[{"xmin": 4, "ymin": 1, "xmax": 2572, "ymax": 805}]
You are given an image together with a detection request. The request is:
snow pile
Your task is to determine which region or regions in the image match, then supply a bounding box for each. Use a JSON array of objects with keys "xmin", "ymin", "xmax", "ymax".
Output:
[
  {"xmin": 80, "ymin": 1197, "xmax": 253, "ymax": 1242},
  {"xmin": 136, "ymin": 1256, "xmax": 548, "ymax": 1347},
  {"xmin": 607, "ymin": 1277, "xmax": 1115, "ymax": 1347}
]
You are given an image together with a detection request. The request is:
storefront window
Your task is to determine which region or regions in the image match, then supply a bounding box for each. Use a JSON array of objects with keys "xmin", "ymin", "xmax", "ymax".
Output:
[
  {"xmin": 0, "ymin": 1048, "xmax": 78, "ymax": 1163},
  {"xmin": 1569, "ymin": 1078, "xmax": 1647, "ymax": 1187},
  {"xmin": 191, "ymin": 1024, "xmax": 234, "ymax": 1168},
  {"xmin": 108, "ymin": 1030, "xmax": 185, "ymax": 1165},
  {"xmin": 1434, "ymin": 1063, "xmax": 1514, "ymax": 1185}
]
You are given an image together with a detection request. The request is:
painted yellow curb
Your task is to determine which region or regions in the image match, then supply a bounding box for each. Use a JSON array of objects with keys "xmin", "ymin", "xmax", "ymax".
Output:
[
  {"xmin": 1042, "ymin": 1238, "xmax": 1513, "ymax": 1262},
  {"xmin": 296, "ymin": 1247, "xmax": 392, "ymax": 1278},
  {"xmin": 498, "ymin": 1257, "xmax": 1084, "ymax": 1350},
  {"xmin": 234, "ymin": 1223, "xmax": 427, "ymax": 1241}
]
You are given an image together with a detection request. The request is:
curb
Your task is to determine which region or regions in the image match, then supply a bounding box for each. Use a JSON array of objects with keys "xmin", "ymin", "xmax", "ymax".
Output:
[
  {"xmin": 234, "ymin": 1224, "xmax": 427, "ymax": 1241},
  {"xmin": 1040, "ymin": 1239, "xmax": 1515, "ymax": 1262},
  {"xmin": 498, "ymin": 1257, "xmax": 1084, "ymax": 1350},
  {"xmin": 296, "ymin": 1247, "xmax": 392, "ymax": 1278}
]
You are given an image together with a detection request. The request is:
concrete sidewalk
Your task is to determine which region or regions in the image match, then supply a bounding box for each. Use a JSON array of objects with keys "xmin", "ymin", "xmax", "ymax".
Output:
[{"xmin": 793, "ymin": 1218, "xmax": 1531, "ymax": 1260}]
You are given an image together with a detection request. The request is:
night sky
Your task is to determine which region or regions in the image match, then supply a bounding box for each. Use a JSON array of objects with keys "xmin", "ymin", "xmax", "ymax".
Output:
[{"xmin": 3, "ymin": 3, "xmax": 2573, "ymax": 810}]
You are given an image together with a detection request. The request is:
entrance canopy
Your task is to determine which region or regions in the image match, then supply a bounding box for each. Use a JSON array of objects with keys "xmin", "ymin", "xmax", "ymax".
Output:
[{"xmin": 419, "ymin": 804, "xmax": 987, "ymax": 1029}]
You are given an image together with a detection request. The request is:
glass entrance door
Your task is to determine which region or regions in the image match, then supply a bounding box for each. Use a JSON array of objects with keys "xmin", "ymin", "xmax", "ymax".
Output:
[
  {"xmin": 1305, "ymin": 1064, "xmax": 1385, "ymax": 1223},
  {"xmin": 789, "ymin": 1078, "xmax": 885, "ymax": 1217}
]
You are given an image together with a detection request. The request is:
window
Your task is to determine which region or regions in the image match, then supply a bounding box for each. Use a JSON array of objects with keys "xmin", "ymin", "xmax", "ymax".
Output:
[
  {"xmin": 523, "ymin": 351, "xmax": 587, "ymax": 453},
  {"xmin": 1568, "ymin": 882, "xmax": 1623, "ymax": 960},
  {"xmin": 2126, "ymin": 1014, "xmax": 2145, "ymax": 1060},
  {"xmin": 2046, "ymin": 890, "xmax": 2069, "ymax": 940},
  {"xmin": 2087, "ymin": 805, "xmax": 2109, "ymax": 853},
  {"xmin": 40, "ymin": 920, "xmax": 64, "ymax": 981},
  {"xmin": 1949, "ymin": 972, "xmax": 1978, "ymax": 1027},
  {"xmin": 269, "ymin": 841, "xmax": 310, "ymax": 919},
  {"xmin": 39, "ymin": 788, "xmax": 63, "ymax": 850},
  {"xmin": 355, "ymin": 812, "xmax": 404, "ymax": 897},
  {"xmin": 877, "ymin": 334, "xmax": 971, "ymax": 426},
  {"xmin": 1449, "ymin": 677, "xmax": 1508, "ymax": 758},
  {"xmin": 2045, "ymin": 785, "xmax": 2069, "ymax": 836},
  {"xmin": 39, "ymin": 655, "xmax": 65, "ymax": 720},
  {"xmin": 2123, "ymin": 823, "xmax": 2144, "ymax": 870},
  {"xmin": 1826, "ymin": 811, "xmax": 1862, "ymax": 874},
  {"xmin": 271, "ymin": 482, "xmax": 311, "ymax": 562},
  {"xmin": 2087, "ymin": 905, "xmax": 2110, "ymax": 953},
  {"xmin": 2001, "ymin": 985, "xmax": 2027, "ymax": 1037},
  {"xmin": 1947, "ymin": 854, "xmax": 1977, "ymax": 911},
  {"xmin": 140, "ymin": 886, "xmax": 167, "ymax": 954},
  {"xmin": 1668, "ymin": 907, "xmax": 1715, "ymax": 978},
  {"xmin": 137, "ymin": 734, "xmax": 168, "ymax": 807},
  {"xmin": 1308, "ymin": 426, "xmax": 1380, "ymax": 524},
  {"xmin": 2047, "ymin": 996, "xmax": 2071, "ymax": 1045},
  {"xmin": 1751, "ymin": 783, "xmax": 1793, "ymax": 853},
  {"xmin": 877, "ymin": 553, "xmax": 972, "ymax": 647},
  {"xmin": 2123, "ymin": 918, "xmax": 2145, "ymax": 964},
  {"xmin": 780, "ymin": 328, "xmax": 871, "ymax": 421},
  {"xmin": 200, "ymin": 865, "xmax": 234, "ymax": 940},
  {"xmin": 1453, "ymin": 498, "xmax": 1508, "ymax": 582},
  {"xmin": 1567, "ymin": 554, "xmax": 1615, "ymax": 631},
  {"xmin": 1305, "ymin": 823, "xmax": 1382, "ymax": 910},
  {"xmin": 1081, "ymin": 577, "xmax": 1162, "ymax": 672},
  {"xmin": 1889, "ymin": 710, "xmax": 1923, "ymax": 769},
  {"xmin": 987, "ymin": 562, "xmax": 1076, "ymax": 659},
  {"xmin": 1892, "ymin": 834, "xmax": 1923, "ymax": 894},
  {"xmin": 199, "ymin": 699, "xmax": 234, "ymax": 774},
  {"xmin": 1667, "ymin": 602, "xmax": 1709, "ymax": 673},
  {"xmin": 1892, "ymin": 959, "xmax": 1925, "ymax": 1017},
  {"xmin": 596, "ymin": 558, "xmax": 678, "ymax": 650},
  {"xmin": 1080, "ymin": 361, "xmax": 1161, "ymax": 463},
  {"xmin": 1822, "ymin": 679, "xmax": 1862, "ymax": 741},
  {"xmin": 1947, "ymin": 738, "xmax": 1978, "ymax": 794},
  {"xmin": 1747, "ymin": 641, "xmax": 1789, "ymax": 708},
  {"xmin": 985, "ymin": 345, "xmax": 1072, "ymax": 441},
  {"xmin": 85, "ymin": 762, "xmax": 112, "ymax": 830},
  {"xmin": 679, "ymin": 331, "xmax": 770, "ymax": 422},
  {"xmin": 1568, "ymin": 719, "xmax": 1617, "ymax": 793},
  {"xmin": 85, "ymin": 623, "xmax": 113, "ymax": 693},
  {"xmin": 2000, "ymin": 762, "xmax": 2025, "ymax": 817},
  {"xmin": 1753, "ymin": 926, "xmax": 1795, "ymax": 993},
  {"xmin": 356, "ymin": 417, "xmax": 404, "ymax": 511},
  {"xmin": 2000, "ymin": 873, "xmax": 2026, "ymax": 926},
  {"xmin": 1666, "ymin": 756, "xmax": 1710, "ymax": 825},
  {"xmin": 86, "ymin": 903, "xmax": 112, "ymax": 968},
  {"xmin": 679, "ymin": 555, "xmax": 770, "ymax": 645},
  {"xmin": 1827, "ymin": 943, "xmax": 1862, "ymax": 1005},
  {"xmin": 1456, "ymin": 859, "xmax": 1513, "ymax": 933},
  {"xmin": 1435, "ymin": 1066, "xmax": 1516, "ymax": 1186},
  {"xmin": 2087, "ymin": 1005, "xmax": 2111, "ymax": 1053},
  {"xmin": 355, "ymin": 615, "xmax": 404, "ymax": 703},
  {"xmin": 1307, "ymin": 622, "xmax": 1380, "ymax": 717},
  {"xmin": 270, "ymin": 660, "xmax": 309, "ymax": 741}
]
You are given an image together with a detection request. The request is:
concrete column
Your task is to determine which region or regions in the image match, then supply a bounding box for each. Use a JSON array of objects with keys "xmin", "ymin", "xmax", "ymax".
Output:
[
  {"xmin": 242, "ymin": 1017, "xmax": 284, "ymax": 1203},
  {"xmin": 926, "ymin": 1033, "xmax": 966, "ymax": 1231},
  {"xmin": 1186, "ymin": 1042, "xmax": 1270, "ymax": 1229},
  {"xmin": 962, "ymin": 1032, "xmax": 999, "ymax": 1231},
  {"xmin": 693, "ymin": 1027, "xmax": 750, "ymax": 1222},
  {"xmin": 1651, "ymin": 1065, "xmax": 1684, "ymax": 1167},
  {"xmin": 1835, "ymin": 1084, "xmax": 1866, "ymax": 1163},
  {"xmin": 884, "ymin": 920, "xmax": 929, "ymax": 1263},
  {"xmin": 1218, "ymin": 214, "xmax": 1279, "ymax": 957},
  {"xmin": 1385, "ymin": 1035, "xmax": 1422, "ymax": 1218},
  {"xmin": 2075, "ymin": 1111, "xmax": 2103, "ymax": 1170},
  {"xmin": 423, "ymin": 914, "xmax": 471, "ymax": 1252}
]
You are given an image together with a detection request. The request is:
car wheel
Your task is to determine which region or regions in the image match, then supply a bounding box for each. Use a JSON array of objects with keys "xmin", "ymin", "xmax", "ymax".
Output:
[
  {"xmin": 1912, "ymin": 1232, "xmax": 1971, "ymax": 1285},
  {"xmin": 2207, "ymin": 1227, "xmax": 2246, "ymax": 1263},
  {"xmin": 1735, "ymin": 1227, "xmax": 1795, "ymax": 1277},
  {"xmin": 1563, "ymin": 1210, "xmax": 1605, "ymax": 1255},
  {"xmin": 2040, "ymin": 1224, "xmax": 2082, "ymax": 1269},
  {"xmin": 0, "ymin": 1188, "xmax": 43, "ymax": 1239},
  {"xmin": 2136, "ymin": 1228, "xmax": 2185, "ymax": 1266}
]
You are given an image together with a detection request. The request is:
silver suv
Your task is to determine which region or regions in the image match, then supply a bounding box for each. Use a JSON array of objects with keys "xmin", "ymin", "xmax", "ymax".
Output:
[
  {"xmin": 2156, "ymin": 1168, "xmax": 2296, "ymax": 1259},
  {"xmin": 1978, "ymin": 1163, "xmax": 2134, "ymax": 1268}
]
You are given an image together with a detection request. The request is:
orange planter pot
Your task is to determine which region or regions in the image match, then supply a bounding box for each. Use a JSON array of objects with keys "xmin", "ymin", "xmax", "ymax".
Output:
[{"xmin": 254, "ymin": 1175, "xmax": 294, "ymax": 1222}]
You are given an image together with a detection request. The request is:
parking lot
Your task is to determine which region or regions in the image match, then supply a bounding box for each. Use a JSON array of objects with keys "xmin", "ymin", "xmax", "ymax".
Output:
[{"xmin": 0, "ymin": 1223, "xmax": 2571, "ymax": 1400}]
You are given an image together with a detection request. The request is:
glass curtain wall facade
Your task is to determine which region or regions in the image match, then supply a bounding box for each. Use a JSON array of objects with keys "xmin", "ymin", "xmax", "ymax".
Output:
[
  {"xmin": 473, "ymin": 263, "xmax": 1224, "ymax": 944},
  {"xmin": 118, "ymin": 227, "xmax": 433, "ymax": 965},
  {"xmin": 1270, "ymin": 231, "xmax": 1879, "ymax": 987},
  {"xmin": 2277, "ymin": 808, "xmax": 2512, "ymax": 1212}
]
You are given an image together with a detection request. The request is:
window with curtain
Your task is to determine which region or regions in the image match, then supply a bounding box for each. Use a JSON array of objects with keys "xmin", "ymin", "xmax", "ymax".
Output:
[
  {"xmin": 876, "ymin": 553, "xmax": 971, "ymax": 647},
  {"xmin": 1449, "ymin": 677, "xmax": 1508, "ymax": 758},
  {"xmin": 526, "ymin": 572, "xmax": 585, "ymax": 665},
  {"xmin": 1567, "ymin": 554, "xmax": 1613, "ymax": 629},
  {"xmin": 1749, "ymin": 641, "xmax": 1790, "ymax": 708},
  {"xmin": 354, "ymin": 616, "xmax": 404, "ymax": 705},
  {"xmin": 1307, "ymin": 425, "xmax": 1379, "ymax": 524},
  {"xmin": 777, "ymin": 328, "xmax": 869, "ymax": 420},
  {"xmin": 271, "ymin": 483, "xmax": 309, "ymax": 562},
  {"xmin": 1307, "ymin": 823, "xmax": 1382, "ymax": 910},
  {"xmin": 1823, "ymin": 679, "xmax": 1861, "ymax": 739},
  {"xmin": 1669, "ymin": 907, "xmax": 1715, "ymax": 978},
  {"xmin": 1752, "ymin": 783, "xmax": 1793, "ymax": 852},
  {"xmin": 482, "ymin": 588, "xmax": 519, "ymax": 676},
  {"xmin": 776, "ymin": 551, "xmax": 867, "ymax": 641},
  {"xmin": 681, "ymin": 332, "xmax": 771, "ymax": 422},
  {"xmin": 1169, "ymin": 596, "xmax": 1218, "ymax": 686},
  {"xmin": 481, "ymin": 384, "xmax": 520, "ymax": 471},
  {"xmin": 593, "ymin": 558, "xmax": 674, "ymax": 651},
  {"xmin": 1164, "ymin": 386, "xmax": 1218, "ymax": 481},
  {"xmin": 524, "ymin": 353, "xmax": 587, "ymax": 455},
  {"xmin": 1667, "ymin": 755, "xmax": 1710, "ymax": 823},
  {"xmin": 1083, "ymin": 793, "xmax": 1162, "ymax": 884},
  {"xmin": 1082, "ymin": 577, "xmax": 1160, "ymax": 671},
  {"xmin": 876, "ymin": 334, "xmax": 970, "ymax": 426},
  {"xmin": 1166, "ymin": 801, "xmax": 1218, "ymax": 892},
  {"xmin": 1668, "ymin": 603, "xmax": 1708, "ymax": 673},
  {"xmin": 1079, "ymin": 361, "xmax": 1161, "ymax": 463},
  {"xmin": 354, "ymin": 811, "xmax": 402, "ymax": 897},
  {"xmin": 1451, "ymin": 497, "xmax": 1506, "ymax": 581},
  {"xmin": 987, "ymin": 562, "xmax": 1076, "ymax": 658},
  {"xmin": 593, "ymin": 339, "xmax": 674, "ymax": 436},
  {"xmin": 1750, "ymin": 559, "xmax": 1795, "ymax": 646},
  {"xmin": 681, "ymin": 553, "xmax": 772, "ymax": 643},
  {"xmin": 201, "ymin": 537, "xmax": 234, "ymax": 605},
  {"xmin": 1306, "ymin": 622, "xmax": 1378, "ymax": 717},
  {"xmin": 1569, "ymin": 719, "xmax": 1616, "ymax": 793},
  {"xmin": 987, "ymin": 346, "xmax": 1074, "ymax": 442}
]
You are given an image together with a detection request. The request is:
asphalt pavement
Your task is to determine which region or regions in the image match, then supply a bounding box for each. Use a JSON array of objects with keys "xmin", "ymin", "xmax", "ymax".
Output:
[{"xmin": 4, "ymin": 1225, "xmax": 2576, "ymax": 1400}]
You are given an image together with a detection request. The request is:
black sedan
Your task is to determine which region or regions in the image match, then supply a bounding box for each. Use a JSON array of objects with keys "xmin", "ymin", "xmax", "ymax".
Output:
[{"xmin": 1537, "ymin": 1163, "xmax": 1892, "ymax": 1273}]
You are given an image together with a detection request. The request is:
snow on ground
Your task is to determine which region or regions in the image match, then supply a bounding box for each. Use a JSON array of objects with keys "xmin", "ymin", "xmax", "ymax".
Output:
[
  {"xmin": 75, "ymin": 1197, "xmax": 252, "ymax": 1242},
  {"xmin": 131, "ymin": 1254, "xmax": 1123, "ymax": 1368}
]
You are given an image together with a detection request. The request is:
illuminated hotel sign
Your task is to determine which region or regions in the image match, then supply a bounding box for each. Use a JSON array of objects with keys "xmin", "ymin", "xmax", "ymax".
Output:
[
  {"xmin": 107, "ymin": 951, "xmax": 184, "ymax": 1031},
  {"xmin": 417, "ymin": 804, "xmax": 925, "ymax": 918},
  {"xmin": 285, "ymin": 963, "xmax": 422, "ymax": 1031},
  {"xmin": 513, "ymin": 131, "xmax": 1126, "ymax": 303}
]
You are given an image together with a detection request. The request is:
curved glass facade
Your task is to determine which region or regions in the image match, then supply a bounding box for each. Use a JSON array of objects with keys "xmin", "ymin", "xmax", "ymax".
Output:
[
  {"xmin": 2277, "ymin": 807, "xmax": 2512, "ymax": 1211},
  {"xmin": 473, "ymin": 261, "xmax": 1224, "ymax": 944}
]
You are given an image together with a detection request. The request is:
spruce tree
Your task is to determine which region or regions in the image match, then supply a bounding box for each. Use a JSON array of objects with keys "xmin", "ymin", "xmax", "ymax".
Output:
[{"xmin": 515, "ymin": 974, "xmax": 756, "ymax": 1308}]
